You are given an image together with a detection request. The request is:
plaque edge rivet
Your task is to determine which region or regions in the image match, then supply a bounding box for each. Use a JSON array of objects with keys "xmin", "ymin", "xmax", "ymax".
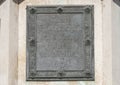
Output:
[
  {"xmin": 30, "ymin": 8, "xmax": 36, "ymax": 14},
  {"xmin": 85, "ymin": 8, "xmax": 91, "ymax": 13},
  {"xmin": 57, "ymin": 7, "xmax": 63, "ymax": 14}
]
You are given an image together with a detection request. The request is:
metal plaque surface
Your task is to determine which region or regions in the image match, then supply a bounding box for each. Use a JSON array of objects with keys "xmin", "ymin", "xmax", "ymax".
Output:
[{"xmin": 26, "ymin": 6, "xmax": 94, "ymax": 81}]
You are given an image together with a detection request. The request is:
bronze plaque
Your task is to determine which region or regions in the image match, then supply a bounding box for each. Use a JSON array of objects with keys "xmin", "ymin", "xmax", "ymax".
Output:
[{"xmin": 26, "ymin": 6, "xmax": 94, "ymax": 81}]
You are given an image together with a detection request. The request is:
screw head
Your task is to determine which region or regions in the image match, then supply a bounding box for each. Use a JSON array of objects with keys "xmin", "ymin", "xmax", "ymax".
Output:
[
  {"xmin": 30, "ymin": 8, "xmax": 36, "ymax": 14},
  {"xmin": 86, "ymin": 72, "xmax": 91, "ymax": 76},
  {"xmin": 85, "ymin": 8, "xmax": 91, "ymax": 13},
  {"xmin": 85, "ymin": 40, "xmax": 91, "ymax": 46},
  {"xmin": 58, "ymin": 72, "xmax": 63, "ymax": 77},
  {"xmin": 57, "ymin": 7, "xmax": 63, "ymax": 14},
  {"xmin": 29, "ymin": 37, "xmax": 35, "ymax": 46}
]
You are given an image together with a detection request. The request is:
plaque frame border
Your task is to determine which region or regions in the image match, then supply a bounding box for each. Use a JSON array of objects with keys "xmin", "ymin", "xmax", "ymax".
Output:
[{"xmin": 26, "ymin": 5, "xmax": 94, "ymax": 81}]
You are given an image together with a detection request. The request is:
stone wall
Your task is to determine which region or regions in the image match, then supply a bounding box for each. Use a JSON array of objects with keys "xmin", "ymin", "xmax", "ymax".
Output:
[
  {"xmin": 8, "ymin": 0, "xmax": 18, "ymax": 85},
  {"xmin": 0, "ymin": 0, "xmax": 18, "ymax": 85},
  {"xmin": 0, "ymin": 0, "xmax": 114, "ymax": 85},
  {"xmin": 18, "ymin": 0, "xmax": 103, "ymax": 85},
  {"xmin": 112, "ymin": 2, "xmax": 120, "ymax": 85}
]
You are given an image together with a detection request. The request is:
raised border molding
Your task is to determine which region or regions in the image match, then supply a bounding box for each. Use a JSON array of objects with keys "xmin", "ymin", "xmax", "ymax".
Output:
[{"xmin": 13, "ymin": 0, "xmax": 24, "ymax": 4}]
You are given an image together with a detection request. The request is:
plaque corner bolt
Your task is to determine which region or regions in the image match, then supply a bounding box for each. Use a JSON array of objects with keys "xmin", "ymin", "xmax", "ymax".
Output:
[
  {"xmin": 85, "ymin": 7, "xmax": 91, "ymax": 13},
  {"xmin": 85, "ymin": 70, "xmax": 91, "ymax": 76},
  {"xmin": 86, "ymin": 72, "xmax": 91, "ymax": 76},
  {"xmin": 30, "ymin": 8, "xmax": 36, "ymax": 14},
  {"xmin": 29, "ymin": 72, "xmax": 36, "ymax": 78}
]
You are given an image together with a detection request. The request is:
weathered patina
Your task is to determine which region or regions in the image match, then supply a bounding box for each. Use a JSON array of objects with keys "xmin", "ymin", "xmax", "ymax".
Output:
[{"xmin": 26, "ymin": 5, "xmax": 94, "ymax": 81}]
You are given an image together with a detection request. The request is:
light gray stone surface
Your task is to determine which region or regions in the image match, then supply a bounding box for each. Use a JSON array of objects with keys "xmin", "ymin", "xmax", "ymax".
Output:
[
  {"xmin": 0, "ymin": 0, "xmax": 10, "ymax": 85},
  {"xmin": 0, "ymin": 0, "xmax": 18, "ymax": 85},
  {"xmin": 112, "ymin": 2, "xmax": 120, "ymax": 85}
]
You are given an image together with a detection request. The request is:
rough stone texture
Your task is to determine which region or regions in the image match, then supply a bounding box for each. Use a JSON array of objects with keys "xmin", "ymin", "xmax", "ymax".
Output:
[{"xmin": 112, "ymin": 2, "xmax": 120, "ymax": 85}]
